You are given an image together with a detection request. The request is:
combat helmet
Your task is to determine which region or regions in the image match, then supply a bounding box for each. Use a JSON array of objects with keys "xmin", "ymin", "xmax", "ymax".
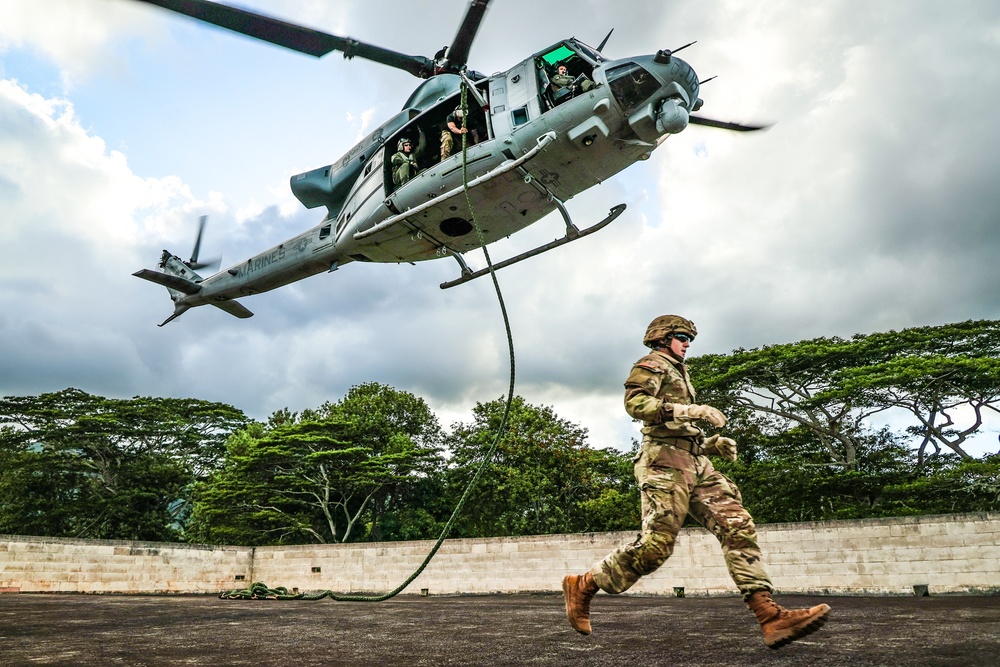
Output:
[
  {"xmin": 397, "ymin": 137, "xmax": 412, "ymax": 151},
  {"xmin": 643, "ymin": 314, "xmax": 697, "ymax": 348}
]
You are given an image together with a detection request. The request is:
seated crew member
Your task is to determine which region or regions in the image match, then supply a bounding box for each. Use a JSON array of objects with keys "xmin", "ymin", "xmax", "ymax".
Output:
[
  {"xmin": 550, "ymin": 63, "xmax": 594, "ymax": 104},
  {"xmin": 391, "ymin": 137, "xmax": 420, "ymax": 186}
]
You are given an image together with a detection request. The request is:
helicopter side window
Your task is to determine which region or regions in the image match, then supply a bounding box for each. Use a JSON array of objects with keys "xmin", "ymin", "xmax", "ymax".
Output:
[{"xmin": 607, "ymin": 62, "xmax": 661, "ymax": 114}]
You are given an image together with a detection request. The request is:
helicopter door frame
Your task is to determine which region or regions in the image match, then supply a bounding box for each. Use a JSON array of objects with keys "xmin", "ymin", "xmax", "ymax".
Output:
[
  {"xmin": 336, "ymin": 149, "xmax": 385, "ymax": 241},
  {"xmin": 383, "ymin": 82, "xmax": 493, "ymax": 196}
]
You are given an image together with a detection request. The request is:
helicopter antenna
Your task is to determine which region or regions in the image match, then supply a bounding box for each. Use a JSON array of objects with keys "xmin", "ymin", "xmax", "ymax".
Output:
[
  {"xmin": 699, "ymin": 75, "xmax": 718, "ymax": 85},
  {"xmin": 671, "ymin": 40, "xmax": 697, "ymax": 54},
  {"xmin": 597, "ymin": 29, "xmax": 614, "ymax": 53}
]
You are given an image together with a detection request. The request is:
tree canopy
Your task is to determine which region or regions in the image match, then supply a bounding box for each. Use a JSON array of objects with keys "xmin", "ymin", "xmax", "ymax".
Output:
[
  {"xmin": 691, "ymin": 320, "xmax": 1000, "ymax": 467},
  {"xmin": 186, "ymin": 383, "xmax": 443, "ymax": 545},
  {"xmin": 443, "ymin": 396, "xmax": 638, "ymax": 538},
  {"xmin": 0, "ymin": 388, "xmax": 248, "ymax": 541},
  {"xmin": 2, "ymin": 320, "xmax": 998, "ymax": 544}
]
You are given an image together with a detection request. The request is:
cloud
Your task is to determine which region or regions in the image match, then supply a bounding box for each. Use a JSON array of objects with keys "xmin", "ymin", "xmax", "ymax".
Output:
[{"xmin": 1, "ymin": 0, "xmax": 999, "ymax": 456}]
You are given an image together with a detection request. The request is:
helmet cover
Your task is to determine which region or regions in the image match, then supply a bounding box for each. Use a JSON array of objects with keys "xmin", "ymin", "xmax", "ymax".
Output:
[{"xmin": 643, "ymin": 314, "xmax": 697, "ymax": 348}]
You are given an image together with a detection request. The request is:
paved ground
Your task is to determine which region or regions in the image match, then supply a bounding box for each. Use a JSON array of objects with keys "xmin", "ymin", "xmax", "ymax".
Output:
[{"xmin": 1, "ymin": 592, "xmax": 998, "ymax": 666}]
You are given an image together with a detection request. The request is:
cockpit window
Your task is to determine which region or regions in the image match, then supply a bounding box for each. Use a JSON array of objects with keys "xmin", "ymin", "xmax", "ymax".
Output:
[
  {"xmin": 541, "ymin": 44, "xmax": 576, "ymax": 66},
  {"xmin": 607, "ymin": 62, "xmax": 661, "ymax": 113}
]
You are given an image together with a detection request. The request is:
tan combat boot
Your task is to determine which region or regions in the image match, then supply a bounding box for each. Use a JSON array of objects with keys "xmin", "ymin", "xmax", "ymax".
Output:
[
  {"xmin": 562, "ymin": 572, "xmax": 599, "ymax": 634},
  {"xmin": 746, "ymin": 590, "xmax": 830, "ymax": 649}
]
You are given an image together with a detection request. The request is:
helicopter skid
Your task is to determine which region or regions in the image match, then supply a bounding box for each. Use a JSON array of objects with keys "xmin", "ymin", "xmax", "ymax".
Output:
[{"xmin": 439, "ymin": 203, "xmax": 626, "ymax": 289}]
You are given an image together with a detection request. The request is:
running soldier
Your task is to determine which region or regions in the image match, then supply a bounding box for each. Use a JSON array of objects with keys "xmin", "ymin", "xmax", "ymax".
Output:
[{"xmin": 562, "ymin": 315, "xmax": 831, "ymax": 649}]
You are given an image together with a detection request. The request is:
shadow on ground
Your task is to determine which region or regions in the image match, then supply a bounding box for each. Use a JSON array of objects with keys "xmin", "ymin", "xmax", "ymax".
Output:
[{"xmin": 1, "ymin": 593, "xmax": 998, "ymax": 666}]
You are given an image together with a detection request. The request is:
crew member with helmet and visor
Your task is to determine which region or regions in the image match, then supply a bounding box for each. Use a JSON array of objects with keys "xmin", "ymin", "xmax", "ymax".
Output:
[
  {"xmin": 392, "ymin": 125, "xmax": 427, "ymax": 187},
  {"xmin": 562, "ymin": 315, "xmax": 831, "ymax": 649}
]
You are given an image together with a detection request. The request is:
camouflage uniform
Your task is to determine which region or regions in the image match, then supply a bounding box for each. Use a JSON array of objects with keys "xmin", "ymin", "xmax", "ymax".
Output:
[{"xmin": 590, "ymin": 348, "xmax": 773, "ymax": 600}]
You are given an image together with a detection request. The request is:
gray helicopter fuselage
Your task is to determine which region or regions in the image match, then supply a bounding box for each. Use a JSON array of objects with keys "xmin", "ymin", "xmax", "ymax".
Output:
[{"xmin": 166, "ymin": 42, "xmax": 701, "ymax": 311}]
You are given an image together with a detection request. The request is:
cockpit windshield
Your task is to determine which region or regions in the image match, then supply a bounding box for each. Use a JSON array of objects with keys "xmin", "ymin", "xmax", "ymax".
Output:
[{"xmin": 606, "ymin": 62, "xmax": 661, "ymax": 114}]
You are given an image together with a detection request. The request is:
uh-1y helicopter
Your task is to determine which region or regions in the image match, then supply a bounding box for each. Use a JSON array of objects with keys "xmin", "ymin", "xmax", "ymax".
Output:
[{"xmin": 131, "ymin": 0, "xmax": 764, "ymax": 326}]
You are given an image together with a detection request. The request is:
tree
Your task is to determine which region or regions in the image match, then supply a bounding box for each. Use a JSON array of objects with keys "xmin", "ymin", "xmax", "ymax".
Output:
[
  {"xmin": 443, "ymin": 396, "xmax": 638, "ymax": 538},
  {"xmin": 187, "ymin": 383, "xmax": 443, "ymax": 545},
  {"xmin": 692, "ymin": 320, "xmax": 1000, "ymax": 468},
  {"xmin": 0, "ymin": 388, "xmax": 248, "ymax": 541},
  {"xmin": 321, "ymin": 383, "xmax": 444, "ymax": 541},
  {"xmin": 692, "ymin": 338, "xmax": 874, "ymax": 468},
  {"xmin": 825, "ymin": 321, "xmax": 1000, "ymax": 464},
  {"xmin": 703, "ymin": 398, "xmax": 1000, "ymax": 522}
]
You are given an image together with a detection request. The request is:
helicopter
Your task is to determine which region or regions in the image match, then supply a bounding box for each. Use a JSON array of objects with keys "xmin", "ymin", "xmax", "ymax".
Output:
[{"xmin": 131, "ymin": 0, "xmax": 765, "ymax": 326}]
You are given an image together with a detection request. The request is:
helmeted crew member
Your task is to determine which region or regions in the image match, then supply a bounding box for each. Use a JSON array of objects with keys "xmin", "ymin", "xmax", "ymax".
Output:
[
  {"xmin": 562, "ymin": 315, "xmax": 831, "ymax": 649},
  {"xmin": 391, "ymin": 137, "xmax": 420, "ymax": 186}
]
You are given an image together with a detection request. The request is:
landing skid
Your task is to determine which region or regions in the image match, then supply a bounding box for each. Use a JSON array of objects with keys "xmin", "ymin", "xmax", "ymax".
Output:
[{"xmin": 440, "ymin": 203, "xmax": 626, "ymax": 289}]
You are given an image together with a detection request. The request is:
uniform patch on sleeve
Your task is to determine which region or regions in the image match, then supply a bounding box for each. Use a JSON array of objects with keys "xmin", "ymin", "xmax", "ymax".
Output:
[{"xmin": 633, "ymin": 352, "xmax": 671, "ymax": 374}]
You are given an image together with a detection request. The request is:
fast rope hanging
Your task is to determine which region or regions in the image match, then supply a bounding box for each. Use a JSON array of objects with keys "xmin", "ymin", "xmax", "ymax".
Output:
[{"xmin": 222, "ymin": 82, "xmax": 516, "ymax": 602}]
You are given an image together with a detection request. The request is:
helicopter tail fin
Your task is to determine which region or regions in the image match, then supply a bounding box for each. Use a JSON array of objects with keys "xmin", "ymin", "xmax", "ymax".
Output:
[
  {"xmin": 133, "ymin": 266, "xmax": 203, "ymax": 296},
  {"xmin": 133, "ymin": 249, "xmax": 254, "ymax": 325},
  {"xmin": 211, "ymin": 299, "xmax": 254, "ymax": 320}
]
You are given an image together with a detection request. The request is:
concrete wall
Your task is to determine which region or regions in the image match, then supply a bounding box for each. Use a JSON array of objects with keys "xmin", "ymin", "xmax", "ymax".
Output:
[
  {"xmin": 2, "ymin": 513, "xmax": 998, "ymax": 596},
  {"xmin": 0, "ymin": 536, "xmax": 252, "ymax": 594}
]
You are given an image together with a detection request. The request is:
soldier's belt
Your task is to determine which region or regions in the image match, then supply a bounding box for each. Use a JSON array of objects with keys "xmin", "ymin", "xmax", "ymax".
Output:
[{"xmin": 655, "ymin": 436, "xmax": 704, "ymax": 455}]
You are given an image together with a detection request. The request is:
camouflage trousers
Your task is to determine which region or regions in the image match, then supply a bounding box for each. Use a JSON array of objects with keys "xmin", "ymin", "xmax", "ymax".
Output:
[
  {"xmin": 440, "ymin": 129, "xmax": 456, "ymax": 162},
  {"xmin": 591, "ymin": 439, "xmax": 773, "ymax": 600},
  {"xmin": 440, "ymin": 128, "xmax": 479, "ymax": 162}
]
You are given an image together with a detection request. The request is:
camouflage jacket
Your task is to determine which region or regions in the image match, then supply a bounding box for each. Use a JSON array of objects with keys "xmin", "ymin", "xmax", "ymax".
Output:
[{"xmin": 624, "ymin": 349, "xmax": 702, "ymax": 440}]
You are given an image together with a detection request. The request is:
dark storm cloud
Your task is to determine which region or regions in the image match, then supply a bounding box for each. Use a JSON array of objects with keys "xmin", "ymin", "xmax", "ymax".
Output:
[{"xmin": 2, "ymin": 0, "xmax": 999, "ymax": 450}]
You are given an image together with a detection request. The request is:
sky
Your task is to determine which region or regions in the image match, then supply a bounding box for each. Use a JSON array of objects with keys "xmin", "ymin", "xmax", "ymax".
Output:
[{"xmin": 1, "ymin": 0, "xmax": 999, "ymax": 456}]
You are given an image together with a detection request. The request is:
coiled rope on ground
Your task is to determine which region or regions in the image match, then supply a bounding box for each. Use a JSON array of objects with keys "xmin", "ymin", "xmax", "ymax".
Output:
[{"xmin": 222, "ymin": 83, "xmax": 515, "ymax": 602}]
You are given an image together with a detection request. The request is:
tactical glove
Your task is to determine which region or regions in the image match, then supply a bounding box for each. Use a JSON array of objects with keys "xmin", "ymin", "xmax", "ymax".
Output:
[
  {"xmin": 672, "ymin": 403, "xmax": 728, "ymax": 428},
  {"xmin": 703, "ymin": 434, "xmax": 738, "ymax": 461}
]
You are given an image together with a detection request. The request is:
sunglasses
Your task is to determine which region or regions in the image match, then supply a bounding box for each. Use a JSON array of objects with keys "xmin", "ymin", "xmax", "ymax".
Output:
[{"xmin": 673, "ymin": 333, "xmax": 694, "ymax": 343}]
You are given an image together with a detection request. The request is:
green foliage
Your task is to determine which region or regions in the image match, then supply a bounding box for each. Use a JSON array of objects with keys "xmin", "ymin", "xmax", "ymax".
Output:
[
  {"xmin": 4, "ymin": 321, "xmax": 999, "ymax": 544},
  {"xmin": 187, "ymin": 383, "xmax": 443, "ymax": 545},
  {"xmin": 443, "ymin": 396, "xmax": 638, "ymax": 537},
  {"xmin": 0, "ymin": 388, "xmax": 248, "ymax": 541},
  {"xmin": 692, "ymin": 319, "xmax": 1000, "ymax": 466},
  {"xmin": 712, "ymin": 419, "xmax": 1000, "ymax": 522}
]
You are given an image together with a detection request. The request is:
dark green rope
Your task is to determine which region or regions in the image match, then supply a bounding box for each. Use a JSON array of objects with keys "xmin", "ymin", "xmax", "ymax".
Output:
[{"xmin": 221, "ymin": 82, "xmax": 516, "ymax": 602}]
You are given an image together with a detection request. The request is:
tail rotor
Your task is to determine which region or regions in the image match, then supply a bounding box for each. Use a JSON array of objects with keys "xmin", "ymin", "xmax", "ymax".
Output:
[{"xmin": 185, "ymin": 215, "xmax": 221, "ymax": 272}]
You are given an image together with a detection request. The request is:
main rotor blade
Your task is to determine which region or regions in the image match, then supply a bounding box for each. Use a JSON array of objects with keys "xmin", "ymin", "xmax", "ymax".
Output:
[
  {"xmin": 443, "ymin": 0, "xmax": 491, "ymax": 70},
  {"xmin": 133, "ymin": 0, "xmax": 434, "ymax": 77},
  {"xmin": 689, "ymin": 115, "xmax": 771, "ymax": 132}
]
